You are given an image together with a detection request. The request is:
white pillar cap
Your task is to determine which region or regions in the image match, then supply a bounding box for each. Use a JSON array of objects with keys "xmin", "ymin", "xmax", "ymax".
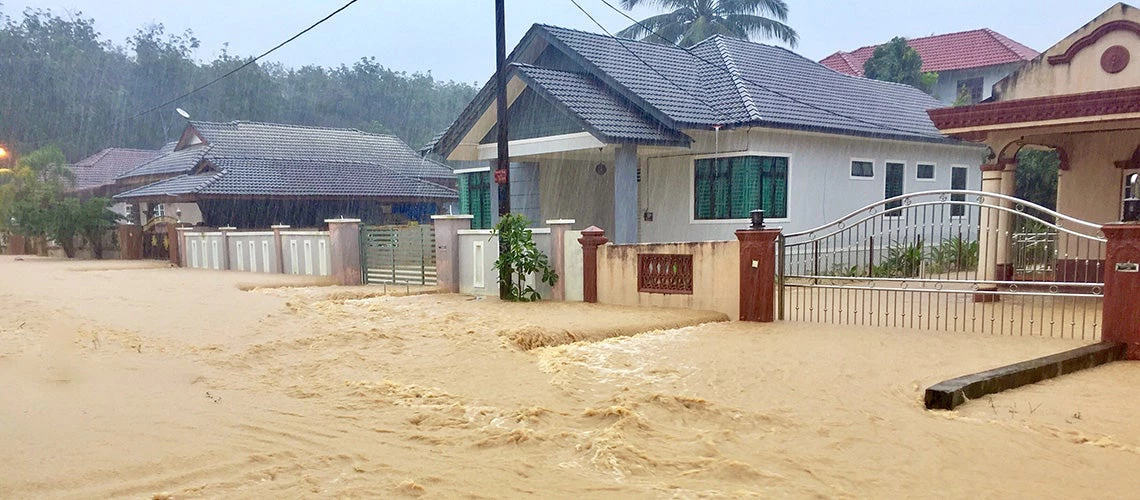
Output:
[
  {"xmin": 431, "ymin": 214, "xmax": 475, "ymax": 220},
  {"xmin": 545, "ymin": 219, "xmax": 576, "ymax": 226}
]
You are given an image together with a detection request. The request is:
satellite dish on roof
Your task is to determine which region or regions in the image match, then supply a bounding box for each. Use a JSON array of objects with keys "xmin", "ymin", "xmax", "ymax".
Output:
[{"xmin": 176, "ymin": 108, "xmax": 191, "ymax": 119}]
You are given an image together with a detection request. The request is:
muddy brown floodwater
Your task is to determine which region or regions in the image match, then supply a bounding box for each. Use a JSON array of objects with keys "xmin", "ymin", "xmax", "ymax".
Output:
[{"xmin": 2, "ymin": 256, "xmax": 1139, "ymax": 498}]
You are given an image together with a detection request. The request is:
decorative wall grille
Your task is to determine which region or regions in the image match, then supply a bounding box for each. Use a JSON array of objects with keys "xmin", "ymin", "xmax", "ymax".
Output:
[{"xmin": 638, "ymin": 254, "xmax": 694, "ymax": 294}]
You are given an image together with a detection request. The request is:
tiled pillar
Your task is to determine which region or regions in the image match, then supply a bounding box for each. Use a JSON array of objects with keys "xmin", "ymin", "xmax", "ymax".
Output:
[
  {"xmin": 1102, "ymin": 223, "xmax": 1140, "ymax": 359},
  {"xmin": 326, "ymin": 219, "xmax": 363, "ymax": 286},
  {"xmin": 578, "ymin": 226, "xmax": 608, "ymax": 303},
  {"xmin": 219, "ymin": 227, "xmax": 236, "ymax": 270},
  {"xmin": 271, "ymin": 225, "xmax": 289, "ymax": 274},
  {"xmin": 546, "ymin": 219, "xmax": 576, "ymax": 301},
  {"xmin": 613, "ymin": 145, "xmax": 638, "ymax": 245},
  {"xmin": 118, "ymin": 224, "xmax": 142, "ymax": 260},
  {"xmin": 431, "ymin": 214, "xmax": 474, "ymax": 293},
  {"xmin": 736, "ymin": 228, "xmax": 782, "ymax": 322}
]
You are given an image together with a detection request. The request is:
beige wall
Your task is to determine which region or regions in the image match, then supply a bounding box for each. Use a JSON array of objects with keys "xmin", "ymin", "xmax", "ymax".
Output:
[
  {"xmin": 995, "ymin": 4, "xmax": 1140, "ymax": 100},
  {"xmin": 596, "ymin": 240, "xmax": 740, "ymax": 319},
  {"xmin": 538, "ymin": 157, "xmax": 615, "ymax": 232},
  {"xmin": 1057, "ymin": 130, "xmax": 1140, "ymax": 226}
]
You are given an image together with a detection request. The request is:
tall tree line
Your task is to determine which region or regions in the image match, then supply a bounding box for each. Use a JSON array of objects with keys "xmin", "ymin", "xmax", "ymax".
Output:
[{"xmin": 0, "ymin": 8, "xmax": 478, "ymax": 161}]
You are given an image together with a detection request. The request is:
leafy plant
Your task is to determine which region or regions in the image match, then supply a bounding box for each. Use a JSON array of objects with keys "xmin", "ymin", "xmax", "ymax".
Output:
[
  {"xmin": 928, "ymin": 236, "xmax": 979, "ymax": 273},
  {"xmin": 492, "ymin": 214, "xmax": 558, "ymax": 302},
  {"xmin": 873, "ymin": 240, "xmax": 924, "ymax": 278}
]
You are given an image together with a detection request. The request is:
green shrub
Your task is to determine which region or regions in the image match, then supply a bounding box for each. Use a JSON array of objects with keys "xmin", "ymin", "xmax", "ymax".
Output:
[{"xmin": 492, "ymin": 214, "xmax": 558, "ymax": 302}]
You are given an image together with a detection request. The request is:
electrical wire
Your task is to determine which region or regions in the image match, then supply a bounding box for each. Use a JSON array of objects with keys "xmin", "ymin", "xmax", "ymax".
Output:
[{"xmin": 575, "ymin": 0, "xmax": 936, "ymax": 137}]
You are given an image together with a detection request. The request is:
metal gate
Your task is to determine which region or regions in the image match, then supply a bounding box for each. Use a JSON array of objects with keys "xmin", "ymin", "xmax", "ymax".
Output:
[
  {"xmin": 779, "ymin": 190, "xmax": 1105, "ymax": 340},
  {"xmin": 361, "ymin": 225, "xmax": 437, "ymax": 286}
]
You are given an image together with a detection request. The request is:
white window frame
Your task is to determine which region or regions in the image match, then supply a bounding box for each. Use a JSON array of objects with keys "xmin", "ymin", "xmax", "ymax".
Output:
[
  {"xmin": 849, "ymin": 158, "xmax": 876, "ymax": 180},
  {"xmin": 915, "ymin": 162, "xmax": 937, "ymax": 182},
  {"xmin": 688, "ymin": 151, "xmax": 793, "ymax": 225},
  {"xmin": 1122, "ymin": 169, "xmax": 1139, "ymax": 220},
  {"xmin": 950, "ymin": 165, "xmax": 970, "ymax": 219},
  {"xmin": 153, "ymin": 203, "xmax": 165, "ymax": 218}
]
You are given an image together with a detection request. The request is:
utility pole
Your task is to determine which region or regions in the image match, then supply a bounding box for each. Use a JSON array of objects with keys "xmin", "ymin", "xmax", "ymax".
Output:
[{"xmin": 495, "ymin": 0, "xmax": 512, "ymax": 300}]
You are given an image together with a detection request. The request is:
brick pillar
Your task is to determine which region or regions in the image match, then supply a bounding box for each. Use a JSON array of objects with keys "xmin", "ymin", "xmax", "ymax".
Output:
[
  {"xmin": 167, "ymin": 224, "xmax": 181, "ymax": 266},
  {"xmin": 271, "ymin": 225, "xmax": 289, "ymax": 274},
  {"xmin": 546, "ymin": 219, "xmax": 576, "ymax": 301},
  {"xmin": 737, "ymin": 228, "xmax": 782, "ymax": 322},
  {"xmin": 118, "ymin": 224, "xmax": 142, "ymax": 260},
  {"xmin": 578, "ymin": 226, "xmax": 608, "ymax": 304},
  {"xmin": 326, "ymin": 219, "xmax": 363, "ymax": 286},
  {"xmin": 1102, "ymin": 223, "xmax": 1140, "ymax": 359},
  {"xmin": 218, "ymin": 227, "xmax": 236, "ymax": 270},
  {"xmin": 431, "ymin": 214, "xmax": 474, "ymax": 293}
]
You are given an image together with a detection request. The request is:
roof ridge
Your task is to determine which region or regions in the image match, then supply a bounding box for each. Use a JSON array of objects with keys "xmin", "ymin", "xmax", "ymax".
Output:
[
  {"xmin": 982, "ymin": 28, "xmax": 1040, "ymax": 58},
  {"xmin": 712, "ymin": 37, "xmax": 763, "ymax": 122},
  {"xmin": 194, "ymin": 119, "xmax": 402, "ymax": 139}
]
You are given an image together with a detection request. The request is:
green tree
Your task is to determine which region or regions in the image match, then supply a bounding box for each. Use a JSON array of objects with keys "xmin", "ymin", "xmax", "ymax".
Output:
[
  {"xmin": 492, "ymin": 214, "xmax": 558, "ymax": 302},
  {"xmin": 616, "ymin": 0, "xmax": 798, "ymax": 48},
  {"xmin": 863, "ymin": 37, "xmax": 938, "ymax": 94},
  {"xmin": 1015, "ymin": 148, "xmax": 1060, "ymax": 212}
]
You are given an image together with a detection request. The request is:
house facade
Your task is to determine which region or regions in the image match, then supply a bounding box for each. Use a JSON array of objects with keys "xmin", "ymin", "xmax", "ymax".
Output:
[
  {"xmin": 113, "ymin": 120, "xmax": 458, "ymax": 228},
  {"xmin": 821, "ymin": 29, "xmax": 1040, "ymax": 105},
  {"xmin": 433, "ymin": 24, "xmax": 984, "ymax": 244}
]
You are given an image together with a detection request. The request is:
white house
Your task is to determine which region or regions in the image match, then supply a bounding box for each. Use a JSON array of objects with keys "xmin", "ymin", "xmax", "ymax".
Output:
[
  {"xmin": 432, "ymin": 24, "xmax": 985, "ymax": 244},
  {"xmin": 820, "ymin": 28, "xmax": 1040, "ymax": 105}
]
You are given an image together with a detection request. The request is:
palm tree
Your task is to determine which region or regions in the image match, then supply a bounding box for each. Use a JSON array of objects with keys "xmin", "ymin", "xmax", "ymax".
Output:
[{"xmin": 617, "ymin": 0, "xmax": 798, "ymax": 48}]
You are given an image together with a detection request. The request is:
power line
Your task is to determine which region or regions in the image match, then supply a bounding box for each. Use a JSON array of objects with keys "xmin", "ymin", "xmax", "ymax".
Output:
[
  {"xmin": 567, "ymin": 0, "xmax": 733, "ymax": 122},
  {"xmin": 122, "ymin": 0, "xmax": 361, "ymax": 124},
  {"xmin": 575, "ymin": 0, "xmax": 933, "ymax": 138}
]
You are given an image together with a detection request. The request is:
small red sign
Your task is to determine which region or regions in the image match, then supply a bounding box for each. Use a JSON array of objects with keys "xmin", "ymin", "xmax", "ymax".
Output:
[{"xmin": 494, "ymin": 168, "xmax": 509, "ymax": 185}]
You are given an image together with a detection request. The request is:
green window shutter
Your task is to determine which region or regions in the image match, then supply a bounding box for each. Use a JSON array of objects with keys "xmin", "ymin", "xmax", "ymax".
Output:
[
  {"xmin": 694, "ymin": 160, "xmax": 713, "ymax": 219},
  {"xmin": 730, "ymin": 156, "xmax": 760, "ymax": 219},
  {"xmin": 766, "ymin": 157, "xmax": 789, "ymax": 219},
  {"xmin": 477, "ymin": 171, "xmax": 492, "ymax": 229},
  {"xmin": 885, "ymin": 163, "xmax": 904, "ymax": 215},
  {"xmin": 713, "ymin": 159, "xmax": 732, "ymax": 219},
  {"xmin": 457, "ymin": 174, "xmax": 471, "ymax": 217}
]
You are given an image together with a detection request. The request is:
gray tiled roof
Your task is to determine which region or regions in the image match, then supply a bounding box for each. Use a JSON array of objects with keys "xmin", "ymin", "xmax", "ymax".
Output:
[
  {"xmin": 434, "ymin": 24, "xmax": 957, "ymax": 156},
  {"xmin": 117, "ymin": 145, "xmax": 210, "ymax": 180},
  {"xmin": 115, "ymin": 158, "xmax": 457, "ymax": 201},
  {"xmin": 70, "ymin": 148, "xmax": 163, "ymax": 191},
  {"xmin": 514, "ymin": 64, "xmax": 689, "ymax": 145}
]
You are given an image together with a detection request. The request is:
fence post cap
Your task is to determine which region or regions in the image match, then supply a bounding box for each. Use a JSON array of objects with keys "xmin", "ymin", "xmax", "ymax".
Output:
[
  {"xmin": 270, "ymin": 225, "xmax": 291, "ymax": 230},
  {"xmin": 430, "ymin": 214, "xmax": 474, "ymax": 220},
  {"xmin": 324, "ymin": 218, "xmax": 362, "ymax": 224},
  {"xmin": 218, "ymin": 226, "xmax": 237, "ymax": 231},
  {"xmin": 545, "ymin": 219, "xmax": 576, "ymax": 226},
  {"xmin": 581, "ymin": 226, "xmax": 605, "ymax": 235}
]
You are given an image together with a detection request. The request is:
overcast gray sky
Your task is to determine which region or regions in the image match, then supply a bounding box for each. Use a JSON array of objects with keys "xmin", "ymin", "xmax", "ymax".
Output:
[{"xmin": 0, "ymin": 0, "xmax": 1120, "ymax": 84}]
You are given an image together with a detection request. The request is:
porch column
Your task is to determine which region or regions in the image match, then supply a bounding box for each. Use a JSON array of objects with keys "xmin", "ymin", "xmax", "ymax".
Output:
[
  {"xmin": 975, "ymin": 164, "xmax": 1004, "ymax": 301},
  {"xmin": 1102, "ymin": 223, "xmax": 1140, "ymax": 359},
  {"xmin": 326, "ymin": 219, "xmax": 363, "ymax": 286},
  {"xmin": 271, "ymin": 225, "xmax": 290, "ymax": 274},
  {"xmin": 546, "ymin": 219, "xmax": 575, "ymax": 301},
  {"xmin": 431, "ymin": 214, "xmax": 474, "ymax": 293},
  {"xmin": 613, "ymin": 145, "xmax": 638, "ymax": 245},
  {"xmin": 996, "ymin": 162, "xmax": 1018, "ymax": 282},
  {"xmin": 578, "ymin": 226, "xmax": 608, "ymax": 303}
]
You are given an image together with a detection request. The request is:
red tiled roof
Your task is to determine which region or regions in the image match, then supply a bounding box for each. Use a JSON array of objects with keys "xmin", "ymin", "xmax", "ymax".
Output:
[
  {"xmin": 70, "ymin": 148, "xmax": 164, "ymax": 192},
  {"xmin": 820, "ymin": 28, "xmax": 1039, "ymax": 76}
]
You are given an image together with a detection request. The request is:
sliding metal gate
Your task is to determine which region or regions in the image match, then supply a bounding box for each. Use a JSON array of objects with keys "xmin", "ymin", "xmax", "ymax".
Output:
[
  {"xmin": 361, "ymin": 225, "xmax": 437, "ymax": 286},
  {"xmin": 780, "ymin": 190, "xmax": 1105, "ymax": 340}
]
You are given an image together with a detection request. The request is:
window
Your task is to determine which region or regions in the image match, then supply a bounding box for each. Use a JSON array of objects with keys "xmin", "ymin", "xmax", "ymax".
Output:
[
  {"xmin": 884, "ymin": 162, "xmax": 905, "ymax": 216},
  {"xmin": 153, "ymin": 203, "xmax": 165, "ymax": 218},
  {"xmin": 850, "ymin": 160, "xmax": 874, "ymax": 178},
  {"xmin": 694, "ymin": 155, "xmax": 788, "ymax": 220},
  {"xmin": 957, "ymin": 77, "xmax": 984, "ymax": 104},
  {"xmin": 916, "ymin": 163, "xmax": 935, "ymax": 181},
  {"xmin": 951, "ymin": 166, "xmax": 968, "ymax": 217},
  {"xmin": 457, "ymin": 170, "xmax": 492, "ymax": 229}
]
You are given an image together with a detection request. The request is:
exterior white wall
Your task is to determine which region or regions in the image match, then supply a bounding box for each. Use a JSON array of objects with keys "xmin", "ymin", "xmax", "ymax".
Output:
[
  {"xmin": 930, "ymin": 63, "xmax": 1022, "ymax": 105},
  {"xmin": 458, "ymin": 228, "xmax": 553, "ymax": 298},
  {"xmin": 182, "ymin": 229, "xmax": 330, "ymax": 277},
  {"xmin": 637, "ymin": 128, "xmax": 985, "ymax": 243},
  {"xmin": 280, "ymin": 231, "xmax": 333, "ymax": 277}
]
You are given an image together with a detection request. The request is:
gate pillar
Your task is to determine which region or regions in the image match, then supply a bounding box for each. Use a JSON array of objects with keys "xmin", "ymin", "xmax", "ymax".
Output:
[
  {"xmin": 326, "ymin": 219, "xmax": 363, "ymax": 286},
  {"xmin": 271, "ymin": 225, "xmax": 289, "ymax": 274},
  {"xmin": 431, "ymin": 215, "xmax": 473, "ymax": 293},
  {"xmin": 546, "ymin": 219, "xmax": 576, "ymax": 301},
  {"xmin": 1102, "ymin": 223, "xmax": 1140, "ymax": 359},
  {"xmin": 118, "ymin": 224, "xmax": 142, "ymax": 260},
  {"xmin": 975, "ymin": 164, "xmax": 1006, "ymax": 302},
  {"xmin": 737, "ymin": 228, "xmax": 782, "ymax": 322},
  {"xmin": 578, "ymin": 227, "xmax": 608, "ymax": 303}
]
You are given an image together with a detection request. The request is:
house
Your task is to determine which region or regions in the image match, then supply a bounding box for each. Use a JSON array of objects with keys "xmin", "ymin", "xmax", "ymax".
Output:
[
  {"xmin": 112, "ymin": 120, "xmax": 458, "ymax": 228},
  {"xmin": 929, "ymin": 3, "xmax": 1140, "ymax": 233},
  {"xmin": 431, "ymin": 24, "xmax": 985, "ymax": 244},
  {"xmin": 820, "ymin": 29, "xmax": 1040, "ymax": 105},
  {"xmin": 68, "ymin": 146, "xmax": 167, "ymax": 219}
]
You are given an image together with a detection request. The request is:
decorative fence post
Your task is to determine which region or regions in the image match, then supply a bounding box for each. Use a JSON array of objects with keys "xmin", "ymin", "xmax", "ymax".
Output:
[
  {"xmin": 219, "ymin": 227, "xmax": 236, "ymax": 270},
  {"xmin": 736, "ymin": 212, "xmax": 782, "ymax": 322},
  {"xmin": 271, "ymin": 225, "xmax": 289, "ymax": 274},
  {"xmin": 431, "ymin": 214, "xmax": 474, "ymax": 293},
  {"xmin": 1102, "ymin": 223, "xmax": 1140, "ymax": 359},
  {"xmin": 578, "ymin": 226, "xmax": 608, "ymax": 304},
  {"xmin": 546, "ymin": 219, "xmax": 576, "ymax": 301},
  {"xmin": 326, "ymin": 219, "xmax": 363, "ymax": 286},
  {"xmin": 167, "ymin": 224, "xmax": 182, "ymax": 266},
  {"xmin": 118, "ymin": 224, "xmax": 143, "ymax": 260}
]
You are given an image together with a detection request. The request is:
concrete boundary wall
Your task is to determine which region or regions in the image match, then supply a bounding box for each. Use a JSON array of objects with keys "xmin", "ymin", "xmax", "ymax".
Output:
[
  {"xmin": 457, "ymin": 228, "xmax": 556, "ymax": 298},
  {"xmin": 596, "ymin": 240, "xmax": 741, "ymax": 318},
  {"xmin": 178, "ymin": 227, "xmax": 332, "ymax": 277}
]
